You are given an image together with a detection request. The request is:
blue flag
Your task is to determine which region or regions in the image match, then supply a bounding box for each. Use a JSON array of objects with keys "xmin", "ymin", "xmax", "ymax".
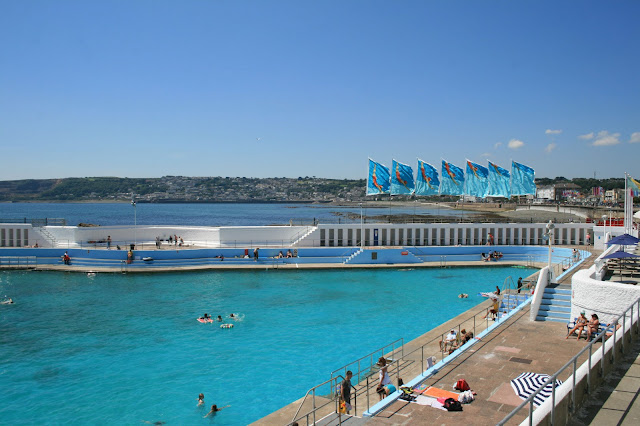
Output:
[
  {"xmin": 366, "ymin": 159, "xmax": 390, "ymax": 195},
  {"xmin": 511, "ymin": 161, "xmax": 536, "ymax": 196},
  {"xmin": 487, "ymin": 161, "xmax": 511, "ymax": 198},
  {"xmin": 390, "ymin": 160, "xmax": 415, "ymax": 195},
  {"xmin": 463, "ymin": 160, "xmax": 489, "ymax": 198},
  {"xmin": 415, "ymin": 159, "xmax": 439, "ymax": 196},
  {"xmin": 439, "ymin": 160, "xmax": 465, "ymax": 196}
]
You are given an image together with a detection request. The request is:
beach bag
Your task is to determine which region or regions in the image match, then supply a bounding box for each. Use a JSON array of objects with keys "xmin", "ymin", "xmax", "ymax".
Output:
[
  {"xmin": 454, "ymin": 379, "xmax": 470, "ymax": 392},
  {"xmin": 443, "ymin": 397, "xmax": 463, "ymax": 411}
]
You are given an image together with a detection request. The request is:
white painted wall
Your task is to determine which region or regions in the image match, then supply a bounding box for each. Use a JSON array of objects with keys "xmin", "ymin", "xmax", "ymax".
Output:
[
  {"xmin": 42, "ymin": 224, "xmax": 310, "ymax": 248},
  {"xmin": 571, "ymin": 267, "xmax": 640, "ymax": 325},
  {"xmin": 0, "ymin": 223, "xmax": 34, "ymax": 247}
]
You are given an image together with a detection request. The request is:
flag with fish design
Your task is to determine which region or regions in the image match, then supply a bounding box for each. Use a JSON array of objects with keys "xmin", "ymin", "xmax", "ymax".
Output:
[
  {"xmin": 487, "ymin": 161, "xmax": 511, "ymax": 198},
  {"xmin": 510, "ymin": 161, "xmax": 536, "ymax": 196},
  {"xmin": 366, "ymin": 159, "xmax": 390, "ymax": 195},
  {"xmin": 628, "ymin": 176, "xmax": 640, "ymax": 197},
  {"xmin": 415, "ymin": 159, "xmax": 440, "ymax": 196},
  {"xmin": 439, "ymin": 160, "xmax": 465, "ymax": 196},
  {"xmin": 390, "ymin": 159, "xmax": 415, "ymax": 195},
  {"xmin": 463, "ymin": 160, "xmax": 489, "ymax": 197}
]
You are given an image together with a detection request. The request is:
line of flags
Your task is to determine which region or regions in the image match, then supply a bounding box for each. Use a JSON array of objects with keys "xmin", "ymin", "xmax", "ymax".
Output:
[{"xmin": 367, "ymin": 159, "xmax": 536, "ymax": 198}]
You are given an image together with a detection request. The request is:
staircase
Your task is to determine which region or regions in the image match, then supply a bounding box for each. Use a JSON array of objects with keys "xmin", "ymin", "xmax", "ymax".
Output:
[
  {"xmin": 535, "ymin": 284, "xmax": 572, "ymax": 322},
  {"xmin": 35, "ymin": 227, "xmax": 57, "ymax": 247},
  {"xmin": 290, "ymin": 226, "xmax": 317, "ymax": 247},
  {"xmin": 343, "ymin": 248, "xmax": 363, "ymax": 264},
  {"xmin": 498, "ymin": 293, "xmax": 530, "ymax": 318}
]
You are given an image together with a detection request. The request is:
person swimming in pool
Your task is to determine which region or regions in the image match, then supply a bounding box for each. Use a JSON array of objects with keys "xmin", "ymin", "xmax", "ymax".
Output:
[
  {"xmin": 197, "ymin": 393, "xmax": 205, "ymax": 406},
  {"xmin": 216, "ymin": 315, "xmax": 223, "ymax": 322},
  {"xmin": 204, "ymin": 404, "xmax": 229, "ymax": 417}
]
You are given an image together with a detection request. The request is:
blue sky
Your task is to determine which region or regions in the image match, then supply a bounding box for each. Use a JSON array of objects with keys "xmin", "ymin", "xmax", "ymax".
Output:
[{"xmin": 1, "ymin": 0, "xmax": 639, "ymax": 181}]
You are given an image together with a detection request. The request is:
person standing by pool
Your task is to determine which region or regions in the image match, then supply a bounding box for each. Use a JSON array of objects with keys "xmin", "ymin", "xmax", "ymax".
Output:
[
  {"xmin": 254, "ymin": 247, "xmax": 259, "ymax": 261},
  {"xmin": 107, "ymin": 235, "xmax": 111, "ymax": 250},
  {"xmin": 341, "ymin": 370, "xmax": 353, "ymax": 413},
  {"xmin": 517, "ymin": 277, "xmax": 523, "ymax": 293}
]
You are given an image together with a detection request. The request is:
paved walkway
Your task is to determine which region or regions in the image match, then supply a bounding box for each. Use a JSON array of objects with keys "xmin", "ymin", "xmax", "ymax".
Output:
[
  {"xmin": 568, "ymin": 335, "xmax": 640, "ymax": 426},
  {"xmin": 365, "ymin": 304, "xmax": 592, "ymax": 425}
]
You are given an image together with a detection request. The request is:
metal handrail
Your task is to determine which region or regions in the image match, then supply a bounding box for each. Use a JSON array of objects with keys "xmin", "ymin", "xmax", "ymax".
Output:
[
  {"xmin": 0, "ymin": 256, "xmax": 37, "ymax": 267},
  {"xmin": 289, "ymin": 374, "xmax": 356, "ymax": 426},
  {"xmin": 497, "ymin": 296, "xmax": 640, "ymax": 425},
  {"xmin": 329, "ymin": 338, "xmax": 404, "ymax": 386}
]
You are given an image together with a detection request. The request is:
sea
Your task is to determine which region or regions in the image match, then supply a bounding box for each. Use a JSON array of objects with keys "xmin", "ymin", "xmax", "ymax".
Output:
[{"xmin": 0, "ymin": 202, "xmax": 471, "ymax": 227}]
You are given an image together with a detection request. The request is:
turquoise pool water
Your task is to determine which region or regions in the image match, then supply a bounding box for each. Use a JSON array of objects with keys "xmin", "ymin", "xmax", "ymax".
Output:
[{"xmin": 0, "ymin": 266, "xmax": 536, "ymax": 425}]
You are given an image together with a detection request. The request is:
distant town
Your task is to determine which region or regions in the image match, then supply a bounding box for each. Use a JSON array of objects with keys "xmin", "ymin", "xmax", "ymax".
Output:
[{"xmin": 0, "ymin": 175, "xmax": 632, "ymax": 205}]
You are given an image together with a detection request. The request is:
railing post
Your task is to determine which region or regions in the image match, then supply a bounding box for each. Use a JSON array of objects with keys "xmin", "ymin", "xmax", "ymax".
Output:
[
  {"xmin": 587, "ymin": 344, "xmax": 592, "ymax": 394},
  {"xmin": 312, "ymin": 388, "xmax": 316, "ymax": 425},
  {"xmin": 551, "ymin": 378, "xmax": 556, "ymax": 424},
  {"xmin": 421, "ymin": 346, "xmax": 424, "ymax": 373},
  {"xmin": 571, "ymin": 358, "xmax": 577, "ymax": 412},
  {"xmin": 366, "ymin": 376, "xmax": 370, "ymax": 411},
  {"xmin": 612, "ymin": 323, "xmax": 616, "ymax": 364}
]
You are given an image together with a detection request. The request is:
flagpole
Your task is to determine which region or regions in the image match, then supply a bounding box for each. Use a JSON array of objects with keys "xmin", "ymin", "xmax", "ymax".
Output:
[{"xmin": 624, "ymin": 173, "xmax": 629, "ymax": 234}]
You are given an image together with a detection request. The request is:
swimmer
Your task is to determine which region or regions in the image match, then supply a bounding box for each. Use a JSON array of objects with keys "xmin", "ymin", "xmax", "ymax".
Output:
[
  {"xmin": 204, "ymin": 404, "xmax": 229, "ymax": 418},
  {"xmin": 217, "ymin": 315, "xmax": 223, "ymax": 322},
  {"xmin": 458, "ymin": 293, "xmax": 468, "ymax": 298},
  {"xmin": 197, "ymin": 393, "xmax": 205, "ymax": 406},
  {"xmin": 229, "ymin": 313, "xmax": 235, "ymax": 319},
  {"xmin": 203, "ymin": 313, "xmax": 211, "ymax": 320},
  {"xmin": 1, "ymin": 298, "xmax": 14, "ymax": 305}
]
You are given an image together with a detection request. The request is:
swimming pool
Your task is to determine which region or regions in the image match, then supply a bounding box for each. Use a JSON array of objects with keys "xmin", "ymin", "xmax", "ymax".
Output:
[{"xmin": 0, "ymin": 266, "xmax": 537, "ymax": 425}]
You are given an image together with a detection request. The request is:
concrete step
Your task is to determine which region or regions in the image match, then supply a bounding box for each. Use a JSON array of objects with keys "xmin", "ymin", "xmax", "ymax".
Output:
[
  {"xmin": 540, "ymin": 299, "xmax": 571, "ymax": 307},
  {"xmin": 537, "ymin": 315, "xmax": 570, "ymax": 323},
  {"xmin": 542, "ymin": 293, "xmax": 571, "ymax": 301},
  {"xmin": 539, "ymin": 305, "xmax": 571, "ymax": 313}
]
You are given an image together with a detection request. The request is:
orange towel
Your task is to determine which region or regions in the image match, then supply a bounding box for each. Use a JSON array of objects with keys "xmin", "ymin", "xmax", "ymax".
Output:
[{"xmin": 421, "ymin": 386, "xmax": 460, "ymax": 400}]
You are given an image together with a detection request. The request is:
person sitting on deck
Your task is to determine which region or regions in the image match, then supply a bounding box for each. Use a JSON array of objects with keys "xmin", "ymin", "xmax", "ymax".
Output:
[
  {"xmin": 586, "ymin": 314, "xmax": 600, "ymax": 340},
  {"xmin": 286, "ymin": 249, "xmax": 293, "ymax": 258},
  {"xmin": 483, "ymin": 298, "xmax": 500, "ymax": 320},
  {"xmin": 567, "ymin": 312, "xmax": 588, "ymax": 340},
  {"xmin": 440, "ymin": 329, "xmax": 457, "ymax": 351},
  {"xmin": 375, "ymin": 357, "xmax": 396, "ymax": 400}
]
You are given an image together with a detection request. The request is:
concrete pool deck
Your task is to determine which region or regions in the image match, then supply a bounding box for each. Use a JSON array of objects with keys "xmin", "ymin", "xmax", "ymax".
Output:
[
  {"xmin": 27, "ymin": 259, "xmax": 545, "ymax": 273},
  {"xmin": 253, "ymin": 251, "xmax": 619, "ymax": 426}
]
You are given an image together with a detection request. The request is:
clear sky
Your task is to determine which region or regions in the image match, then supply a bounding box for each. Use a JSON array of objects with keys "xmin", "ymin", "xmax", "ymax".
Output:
[{"xmin": 1, "ymin": 0, "xmax": 639, "ymax": 181}]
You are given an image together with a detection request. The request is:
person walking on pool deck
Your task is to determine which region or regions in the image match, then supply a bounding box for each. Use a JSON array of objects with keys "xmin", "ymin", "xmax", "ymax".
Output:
[
  {"xmin": 340, "ymin": 370, "xmax": 353, "ymax": 414},
  {"xmin": 517, "ymin": 277, "xmax": 523, "ymax": 293},
  {"xmin": 254, "ymin": 247, "xmax": 259, "ymax": 261}
]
